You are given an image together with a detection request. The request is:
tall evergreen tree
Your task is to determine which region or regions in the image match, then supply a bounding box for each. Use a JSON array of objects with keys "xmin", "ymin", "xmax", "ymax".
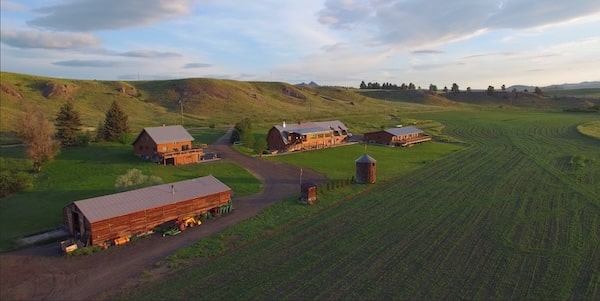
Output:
[
  {"xmin": 101, "ymin": 100, "xmax": 129, "ymax": 142},
  {"xmin": 55, "ymin": 101, "xmax": 82, "ymax": 146}
]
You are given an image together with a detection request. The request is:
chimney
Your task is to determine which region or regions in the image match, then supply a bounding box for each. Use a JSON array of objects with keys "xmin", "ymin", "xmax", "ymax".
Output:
[{"xmin": 171, "ymin": 185, "xmax": 175, "ymax": 195}]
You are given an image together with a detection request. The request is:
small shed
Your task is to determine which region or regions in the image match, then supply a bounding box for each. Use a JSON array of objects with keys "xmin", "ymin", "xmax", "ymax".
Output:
[
  {"xmin": 355, "ymin": 154, "xmax": 376, "ymax": 184},
  {"xmin": 300, "ymin": 182, "xmax": 318, "ymax": 205}
]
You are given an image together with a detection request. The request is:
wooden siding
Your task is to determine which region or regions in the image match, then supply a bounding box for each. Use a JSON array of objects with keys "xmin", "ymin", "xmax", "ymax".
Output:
[
  {"xmin": 80, "ymin": 190, "xmax": 231, "ymax": 245},
  {"xmin": 364, "ymin": 130, "xmax": 431, "ymax": 147},
  {"xmin": 133, "ymin": 130, "xmax": 201, "ymax": 165},
  {"xmin": 267, "ymin": 127, "xmax": 349, "ymax": 153}
]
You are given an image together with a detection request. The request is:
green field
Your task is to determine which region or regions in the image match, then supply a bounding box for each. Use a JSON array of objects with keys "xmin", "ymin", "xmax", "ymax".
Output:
[
  {"xmin": 121, "ymin": 111, "xmax": 599, "ymax": 300},
  {"xmin": 0, "ymin": 128, "xmax": 261, "ymax": 251},
  {"xmin": 2, "ymin": 72, "xmax": 600, "ymax": 299},
  {"xmin": 577, "ymin": 120, "xmax": 600, "ymax": 139}
]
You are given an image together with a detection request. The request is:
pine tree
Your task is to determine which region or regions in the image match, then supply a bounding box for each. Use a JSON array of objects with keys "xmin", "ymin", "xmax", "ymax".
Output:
[
  {"xmin": 102, "ymin": 100, "xmax": 129, "ymax": 142},
  {"xmin": 55, "ymin": 101, "xmax": 82, "ymax": 146}
]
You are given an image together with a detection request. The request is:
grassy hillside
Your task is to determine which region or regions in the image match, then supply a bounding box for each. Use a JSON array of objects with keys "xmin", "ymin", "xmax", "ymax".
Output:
[{"xmin": 0, "ymin": 72, "xmax": 449, "ymax": 136}]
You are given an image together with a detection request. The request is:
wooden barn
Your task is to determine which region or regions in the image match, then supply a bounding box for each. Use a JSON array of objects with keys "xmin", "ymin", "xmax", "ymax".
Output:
[
  {"xmin": 63, "ymin": 175, "xmax": 231, "ymax": 246},
  {"xmin": 132, "ymin": 125, "xmax": 203, "ymax": 165},
  {"xmin": 363, "ymin": 126, "xmax": 431, "ymax": 147},
  {"xmin": 267, "ymin": 120, "xmax": 350, "ymax": 153}
]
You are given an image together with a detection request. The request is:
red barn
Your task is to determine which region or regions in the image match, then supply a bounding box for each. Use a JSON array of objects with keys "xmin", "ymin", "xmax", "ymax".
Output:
[
  {"xmin": 63, "ymin": 175, "xmax": 231, "ymax": 246},
  {"xmin": 132, "ymin": 125, "xmax": 203, "ymax": 165},
  {"xmin": 363, "ymin": 126, "xmax": 431, "ymax": 147}
]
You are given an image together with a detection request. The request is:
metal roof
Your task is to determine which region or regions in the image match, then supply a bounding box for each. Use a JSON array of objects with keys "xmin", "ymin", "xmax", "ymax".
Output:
[
  {"xmin": 138, "ymin": 125, "xmax": 195, "ymax": 144},
  {"xmin": 73, "ymin": 175, "xmax": 230, "ymax": 223},
  {"xmin": 356, "ymin": 154, "xmax": 377, "ymax": 163},
  {"xmin": 383, "ymin": 126, "xmax": 423, "ymax": 136}
]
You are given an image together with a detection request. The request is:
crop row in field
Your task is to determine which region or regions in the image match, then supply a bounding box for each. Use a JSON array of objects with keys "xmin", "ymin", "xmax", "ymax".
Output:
[{"xmin": 123, "ymin": 111, "xmax": 599, "ymax": 300}]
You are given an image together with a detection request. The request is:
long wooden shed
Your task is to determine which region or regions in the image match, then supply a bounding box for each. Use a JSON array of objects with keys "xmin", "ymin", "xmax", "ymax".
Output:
[{"xmin": 63, "ymin": 175, "xmax": 231, "ymax": 246}]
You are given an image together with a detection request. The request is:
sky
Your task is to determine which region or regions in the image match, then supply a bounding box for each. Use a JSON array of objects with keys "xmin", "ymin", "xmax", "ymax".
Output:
[{"xmin": 1, "ymin": 0, "xmax": 600, "ymax": 89}]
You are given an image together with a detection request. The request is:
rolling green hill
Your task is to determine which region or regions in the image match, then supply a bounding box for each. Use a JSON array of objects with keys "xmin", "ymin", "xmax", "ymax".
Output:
[{"xmin": 1, "ymin": 72, "xmax": 448, "ymax": 136}]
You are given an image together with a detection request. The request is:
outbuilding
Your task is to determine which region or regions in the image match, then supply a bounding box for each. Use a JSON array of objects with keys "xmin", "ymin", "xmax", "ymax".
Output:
[
  {"xmin": 132, "ymin": 125, "xmax": 203, "ymax": 165},
  {"xmin": 63, "ymin": 175, "xmax": 231, "ymax": 246},
  {"xmin": 355, "ymin": 154, "xmax": 376, "ymax": 184},
  {"xmin": 363, "ymin": 126, "xmax": 431, "ymax": 147}
]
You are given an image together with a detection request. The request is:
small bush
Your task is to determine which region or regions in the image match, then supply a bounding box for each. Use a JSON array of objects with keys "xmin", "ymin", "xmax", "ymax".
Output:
[
  {"xmin": 0, "ymin": 170, "xmax": 33, "ymax": 198},
  {"xmin": 67, "ymin": 245, "xmax": 102, "ymax": 257}
]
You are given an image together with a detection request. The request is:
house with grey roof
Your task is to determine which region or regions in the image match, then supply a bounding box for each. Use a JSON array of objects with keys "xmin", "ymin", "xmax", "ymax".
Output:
[
  {"xmin": 266, "ymin": 120, "xmax": 351, "ymax": 153},
  {"xmin": 363, "ymin": 126, "xmax": 431, "ymax": 147},
  {"xmin": 132, "ymin": 125, "xmax": 203, "ymax": 165}
]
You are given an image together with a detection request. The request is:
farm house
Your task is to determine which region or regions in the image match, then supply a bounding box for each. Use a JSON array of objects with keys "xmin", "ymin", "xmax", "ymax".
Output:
[
  {"xmin": 267, "ymin": 120, "xmax": 351, "ymax": 153},
  {"xmin": 62, "ymin": 175, "xmax": 231, "ymax": 246},
  {"xmin": 132, "ymin": 124, "xmax": 203, "ymax": 165},
  {"xmin": 363, "ymin": 126, "xmax": 431, "ymax": 147}
]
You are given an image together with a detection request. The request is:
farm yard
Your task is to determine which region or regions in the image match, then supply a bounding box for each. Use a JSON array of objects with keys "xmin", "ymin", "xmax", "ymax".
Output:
[
  {"xmin": 1, "ymin": 71, "xmax": 599, "ymax": 300},
  {"xmin": 121, "ymin": 111, "xmax": 599, "ymax": 301}
]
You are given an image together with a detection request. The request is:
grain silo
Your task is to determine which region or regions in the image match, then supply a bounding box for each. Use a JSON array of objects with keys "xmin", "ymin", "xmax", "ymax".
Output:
[{"xmin": 355, "ymin": 154, "xmax": 376, "ymax": 184}]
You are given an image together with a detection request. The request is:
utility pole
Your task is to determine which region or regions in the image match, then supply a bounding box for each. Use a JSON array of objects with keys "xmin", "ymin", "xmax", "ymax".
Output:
[{"xmin": 179, "ymin": 99, "xmax": 184, "ymax": 125}]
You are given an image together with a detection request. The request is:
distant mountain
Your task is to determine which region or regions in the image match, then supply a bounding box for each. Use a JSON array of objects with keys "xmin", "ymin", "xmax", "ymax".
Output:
[
  {"xmin": 296, "ymin": 81, "xmax": 320, "ymax": 87},
  {"xmin": 508, "ymin": 81, "xmax": 600, "ymax": 91}
]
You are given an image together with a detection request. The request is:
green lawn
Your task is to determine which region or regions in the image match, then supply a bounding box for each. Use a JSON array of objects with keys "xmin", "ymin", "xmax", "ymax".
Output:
[
  {"xmin": 264, "ymin": 141, "xmax": 463, "ymax": 182},
  {"xmin": 121, "ymin": 110, "xmax": 600, "ymax": 301},
  {"xmin": 0, "ymin": 128, "xmax": 260, "ymax": 251},
  {"xmin": 577, "ymin": 120, "xmax": 600, "ymax": 139}
]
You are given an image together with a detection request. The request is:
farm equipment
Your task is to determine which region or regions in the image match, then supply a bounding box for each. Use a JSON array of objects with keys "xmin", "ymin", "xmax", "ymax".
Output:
[
  {"xmin": 162, "ymin": 227, "xmax": 182, "ymax": 237},
  {"xmin": 60, "ymin": 239, "xmax": 80, "ymax": 253},
  {"xmin": 182, "ymin": 216, "xmax": 202, "ymax": 228},
  {"xmin": 161, "ymin": 216, "xmax": 201, "ymax": 236}
]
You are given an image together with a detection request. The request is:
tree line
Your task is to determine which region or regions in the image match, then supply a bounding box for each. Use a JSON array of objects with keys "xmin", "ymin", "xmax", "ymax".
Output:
[{"xmin": 359, "ymin": 80, "xmax": 543, "ymax": 95}]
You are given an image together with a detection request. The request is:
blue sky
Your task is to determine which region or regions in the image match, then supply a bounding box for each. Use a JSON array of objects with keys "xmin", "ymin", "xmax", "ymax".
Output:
[{"xmin": 1, "ymin": 0, "xmax": 599, "ymax": 89}]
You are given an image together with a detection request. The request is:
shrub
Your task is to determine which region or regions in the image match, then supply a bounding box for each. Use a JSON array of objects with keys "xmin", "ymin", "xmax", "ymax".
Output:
[{"xmin": 115, "ymin": 168, "xmax": 163, "ymax": 191}]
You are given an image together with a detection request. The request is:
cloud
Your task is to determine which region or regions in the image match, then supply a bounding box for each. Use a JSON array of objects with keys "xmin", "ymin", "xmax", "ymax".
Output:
[
  {"xmin": 318, "ymin": 0, "xmax": 600, "ymax": 48},
  {"xmin": 184, "ymin": 63, "xmax": 212, "ymax": 69},
  {"xmin": 318, "ymin": 0, "xmax": 371, "ymax": 28},
  {"xmin": 27, "ymin": 0, "xmax": 193, "ymax": 31},
  {"xmin": 1, "ymin": 30, "xmax": 100, "ymax": 49},
  {"xmin": 463, "ymin": 52, "xmax": 516, "ymax": 59},
  {"xmin": 1, "ymin": 1, "xmax": 29, "ymax": 12},
  {"xmin": 53, "ymin": 60, "xmax": 120, "ymax": 67},
  {"xmin": 116, "ymin": 50, "xmax": 182, "ymax": 58},
  {"xmin": 412, "ymin": 50, "xmax": 444, "ymax": 54}
]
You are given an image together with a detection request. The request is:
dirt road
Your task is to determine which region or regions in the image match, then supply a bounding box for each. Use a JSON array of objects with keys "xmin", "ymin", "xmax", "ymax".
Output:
[{"xmin": 0, "ymin": 129, "xmax": 326, "ymax": 301}]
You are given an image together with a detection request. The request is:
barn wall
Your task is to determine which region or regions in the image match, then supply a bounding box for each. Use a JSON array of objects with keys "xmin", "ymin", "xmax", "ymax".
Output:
[
  {"xmin": 86, "ymin": 190, "xmax": 232, "ymax": 246},
  {"xmin": 156, "ymin": 141, "xmax": 192, "ymax": 153},
  {"xmin": 364, "ymin": 131, "xmax": 393, "ymax": 145},
  {"xmin": 133, "ymin": 131, "xmax": 157, "ymax": 157},
  {"xmin": 267, "ymin": 127, "xmax": 286, "ymax": 152}
]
